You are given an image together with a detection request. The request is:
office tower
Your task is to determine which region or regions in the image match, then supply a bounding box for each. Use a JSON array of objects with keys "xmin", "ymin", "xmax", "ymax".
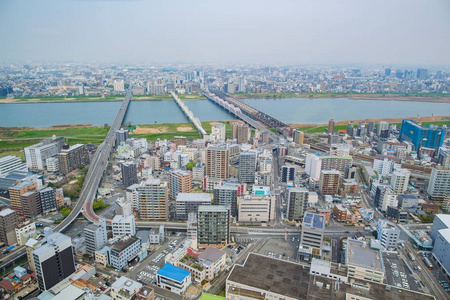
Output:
[
  {"xmin": 390, "ymin": 168, "xmax": 410, "ymax": 194},
  {"xmin": 292, "ymin": 130, "xmax": 304, "ymax": 145},
  {"xmin": 319, "ymin": 170, "xmax": 340, "ymax": 196},
  {"xmin": 281, "ymin": 166, "xmax": 295, "ymax": 182},
  {"xmin": 58, "ymin": 144, "xmax": 89, "ymax": 175},
  {"xmin": 109, "ymin": 235, "xmax": 141, "ymax": 270},
  {"xmin": 33, "ymin": 231, "xmax": 76, "ymax": 290},
  {"xmin": 211, "ymin": 123, "xmax": 226, "ymax": 141},
  {"xmin": 427, "ymin": 167, "xmax": 450, "ymax": 201},
  {"xmin": 305, "ymin": 154, "xmax": 322, "ymax": 181},
  {"xmin": 138, "ymin": 179, "xmax": 169, "ymax": 221},
  {"xmin": 238, "ymin": 152, "xmax": 257, "ymax": 184},
  {"xmin": 286, "ymin": 187, "xmax": 309, "ymax": 221},
  {"xmin": 0, "ymin": 155, "xmax": 27, "ymax": 176},
  {"xmin": 320, "ymin": 156, "xmax": 352, "ymax": 174},
  {"xmin": 197, "ymin": 205, "xmax": 230, "ymax": 245},
  {"xmin": 399, "ymin": 119, "xmax": 445, "ymax": 152},
  {"xmin": 24, "ymin": 137, "xmax": 65, "ymax": 170},
  {"xmin": 9, "ymin": 181, "xmax": 37, "ymax": 217},
  {"xmin": 347, "ymin": 122, "xmax": 354, "ymax": 136},
  {"xmin": 232, "ymin": 123, "xmax": 251, "ymax": 144},
  {"xmin": 172, "ymin": 136, "xmax": 187, "ymax": 147},
  {"xmin": 21, "ymin": 190, "xmax": 42, "ymax": 219},
  {"xmin": 213, "ymin": 185, "xmax": 238, "ymax": 217},
  {"xmin": 84, "ymin": 218, "xmax": 108, "ymax": 256},
  {"xmin": 114, "ymin": 79, "xmax": 125, "ymax": 92},
  {"xmin": 385, "ymin": 68, "xmax": 391, "ymax": 76},
  {"xmin": 176, "ymin": 193, "xmax": 211, "ymax": 221},
  {"xmin": 377, "ymin": 220, "xmax": 400, "ymax": 250},
  {"xmin": 39, "ymin": 187, "xmax": 57, "ymax": 214},
  {"xmin": 299, "ymin": 212, "xmax": 326, "ymax": 259},
  {"xmin": 437, "ymin": 147, "xmax": 450, "ymax": 168},
  {"xmin": 328, "ymin": 119, "xmax": 335, "ymax": 134},
  {"xmin": 121, "ymin": 162, "xmax": 138, "ymax": 188},
  {"xmin": 168, "ymin": 170, "xmax": 192, "ymax": 201},
  {"xmin": 206, "ymin": 146, "xmax": 229, "ymax": 179},
  {"xmin": 416, "ymin": 68, "xmax": 428, "ymax": 80},
  {"xmin": 112, "ymin": 215, "xmax": 136, "ymax": 238},
  {"xmin": 0, "ymin": 209, "xmax": 19, "ymax": 245},
  {"xmin": 238, "ymin": 195, "xmax": 275, "ymax": 222},
  {"xmin": 115, "ymin": 129, "xmax": 129, "ymax": 145}
]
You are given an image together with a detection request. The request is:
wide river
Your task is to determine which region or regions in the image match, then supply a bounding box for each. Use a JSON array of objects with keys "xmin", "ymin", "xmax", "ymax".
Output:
[{"xmin": 0, "ymin": 98, "xmax": 449, "ymax": 127}]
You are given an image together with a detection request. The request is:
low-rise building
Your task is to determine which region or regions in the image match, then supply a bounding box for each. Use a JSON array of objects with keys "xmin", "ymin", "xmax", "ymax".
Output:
[
  {"xmin": 109, "ymin": 235, "xmax": 141, "ymax": 270},
  {"xmin": 110, "ymin": 276, "xmax": 144, "ymax": 300},
  {"xmin": 345, "ymin": 239, "xmax": 385, "ymax": 283},
  {"xmin": 237, "ymin": 195, "xmax": 274, "ymax": 223},
  {"xmin": 157, "ymin": 263, "xmax": 191, "ymax": 295},
  {"xmin": 377, "ymin": 219, "xmax": 400, "ymax": 250}
]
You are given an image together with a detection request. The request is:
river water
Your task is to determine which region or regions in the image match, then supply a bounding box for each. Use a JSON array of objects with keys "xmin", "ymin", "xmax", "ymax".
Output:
[{"xmin": 0, "ymin": 98, "xmax": 448, "ymax": 127}]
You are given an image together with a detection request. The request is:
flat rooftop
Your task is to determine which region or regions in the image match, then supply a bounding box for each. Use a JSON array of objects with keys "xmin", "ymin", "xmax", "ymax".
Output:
[
  {"xmin": 346, "ymin": 239, "xmax": 384, "ymax": 272},
  {"xmin": 111, "ymin": 235, "xmax": 139, "ymax": 252},
  {"xmin": 303, "ymin": 212, "xmax": 326, "ymax": 230},
  {"xmin": 227, "ymin": 253, "xmax": 310, "ymax": 299},
  {"xmin": 176, "ymin": 193, "xmax": 211, "ymax": 203}
]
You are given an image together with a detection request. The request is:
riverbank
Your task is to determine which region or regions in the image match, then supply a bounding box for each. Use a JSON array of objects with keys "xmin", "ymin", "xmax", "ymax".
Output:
[
  {"xmin": 232, "ymin": 93, "xmax": 450, "ymax": 103},
  {"xmin": 290, "ymin": 115, "xmax": 450, "ymax": 133}
]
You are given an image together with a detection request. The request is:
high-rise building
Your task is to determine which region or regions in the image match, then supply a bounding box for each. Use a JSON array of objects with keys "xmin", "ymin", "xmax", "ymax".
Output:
[
  {"xmin": 238, "ymin": 152, "xmax": 257, "ymax": 184},
  {"xmin": 39, "ymin": 187, "xmax": 57, "ymax": 214},
  {"xmin": 305, "ymin": 154, "xmax": 322, "ymax": 181},
  {"xmin": 0, "ymin": 155, "xmax": 27, "ymax": 176},
  {"xmin": 24, "ymin": 137, "xmax": 65, "ymax": 170},
  {"xmin": 121, "ymin": 162, "xmax": 138, "ymax": 188},
  {"xmin": 320, "ymin": 156, "xmax": 352, "ymax": 174},
  {"xmin": 292, "ymin": 130, "xmax": 304, "ymax": 145},
  {"xmin": 286, "ymin": 187, "xmax": 309, "ymax": 221},
  {"xmin": 21, "ymin": 190, "xmax": 42, "ymax": 219},
  {"xmin": 197, "ymin": 205, "xmax": 230, "ymax": 245},
  {"xmin": 281, "ymin": 166, "xmax": 295, "ymax": 182},
  {"xmin": 176, "ymin": 193, "xmax": 211, "ymax": 221},
  {"xmin": 211, "ymin": 123, "xmax": 226, "ymax": 141},
  {"xmin": 112, "ymin": 215, "xmax": 136, "ymax": 238},
  {"xmin": 377, "ymin": 220, "xmax": 400, "ymax": 250},
  {"xmin": 328, "ymin": 119, "xmax": 335, "ymax": 134},
  {"xmin": 390, "ymin": 168, "xmax": 410, "ymax": 194},
  {"xmin": 33, "ymin": 231, "xmax": 76, "ymax": 290},
  {"xmin": 0, "ymin": 208, "xmax": 19, "ymax": 245},
  {"xmin": 168, "ymin": 170, "xmax": 192, "ymax": 200},
  {"xmin": 147, "ymin": 78, "xmax": 165, "ymax": 95},
  {"xmin": 84, "ymin": 219, "xmax": 108, "ymax": 256},
  {"xmin": 206, "ymin": 146, "xmax": 229, "ymax": 179},
  {"xmin": 347, "ymin": 122, "xmax": 354, "ymax": 136},
  {"xmin": 238, "ymin": 195, "xmax": 274, "ymax": 223},
  {"xmin": 373, "ymin": 157, "xmax": 400, "ymax": 176},
  {"xmin": 232, "ymin": 123, "xmax": 251, "ymax": 144},
  {"xmin": 427, "ymin": 167, "xmax": 450, "ymax": 201},
  {"xmin": 114, "ymin": 79, "xmax": 125, "ymax": 92},
  {"xmin": 213, "ymin": 185, "xmax": 238, "ymax": 218},
  {"xmin": 115, "ymin": 129, "xmax": 129, "ymax": 145},
  {"xmin": 138, "ymin": 179, "xmax": 169, "ymax": 221},
  {"xmin": 376, "ymin": 186, "xmax": 398, "ymax": 212},
  {"xmin": 385, "ymin": 68, "xmax": 391, "ymax": 76},
  {"xmin": 299, "ymin": 212, "xmax": 326, "ymax": 259},
  {"xmin": 319, "ymin": 170, "xmax": 340, "ymax": 196},
  {"xmin": 9, "ymin": 181, "xmax": 37, "ymax": 217},
  {"xmin": 399, "ymin": 119, "xmax": 445, "ymax": 152},
  {"xmin": 416, "ymin": 68, "xmax": 428, "ymax": 80},
  {"xmin": 438, "ymin": 147, "xmax": 450, "ymax": 168},
  {"xmin": 45, "ymin": 157, "xmax": 59, "ymax": 172},
  {"xmin": 187, "ymin": 212, "xmax": 198, "ymax": 248},
  {"xmin": 58, "ymin": 144, "xmax": 89, "ymax": 175},
  {"xmin": 377, "ymin": 121, "xmax": 389, "ymax": 138}
]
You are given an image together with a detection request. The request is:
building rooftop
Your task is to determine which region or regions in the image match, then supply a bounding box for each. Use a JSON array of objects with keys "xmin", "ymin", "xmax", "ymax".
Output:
[
  {"xmin": 435, "ymin": 214, "xmax": 450, "ymax": 228},
  {"xmin": 112, "ymin": 214, "xmax": 135, "ymax": 224},
  {"xmin": 346, "ymin": 239, "xmax": 384, "ymax": 272},
  {"xmin": 111, "ymin": 276, "xmax": 142, "ymax": 293},
  {"xmin": 198, "ymin": 247, "xmax": 226, "ymax": 263},
  {"xmin": 111, "ymin": 235, "xmax": 139, "ymax": 252},
  {"xmin": 302, "ymin": 212, "xmax": 326, "ymax": 230},
  {"xmin": 0, "ymin": 208, "xmax": 15, "ymax": 217},
  {"xmin": 227, "ymin": 253, "xmax": 310, "ymax": 299},
  {"xmin": 157, "ymin": 263, "xmax": 190, "ymax": 282},
  {"xmin": 177, "ymin": 193, "xmax": 211, "ymax": 203},
  {"xmin": 60, "ymin": 144, "xmax": 84, "ymax": 152},
  {"xmin": 198, "ymin": 205, "xmax": 228, "ymax": 213}
]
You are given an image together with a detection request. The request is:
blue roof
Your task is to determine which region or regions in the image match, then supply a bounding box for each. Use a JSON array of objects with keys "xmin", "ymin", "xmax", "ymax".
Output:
[{"xmin": 157, "ymin": 263, "xmax": 190, "ymax": 282}]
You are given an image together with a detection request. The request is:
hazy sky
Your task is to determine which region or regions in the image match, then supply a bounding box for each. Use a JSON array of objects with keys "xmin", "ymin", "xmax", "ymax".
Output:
[{"xmin": 1, "ymin": 0, "xmax": 449, "ymax": 66}]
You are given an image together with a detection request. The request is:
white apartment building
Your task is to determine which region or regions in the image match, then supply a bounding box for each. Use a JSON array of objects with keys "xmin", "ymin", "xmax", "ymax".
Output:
[
  {"xmin": 427, "ymin": 167, "xmax": 450, "ymax": 201},
  {"xmin": 112, "ymin": 214, "xmax": 136, "ymax": 238},
  {"xmin": 377, "ymin": 219, "xmax": 400, "ymax": 250},
  {"xmin": 390, "ymin": 168, "xmax": 410, "ymax": 194},
  {"xmin": 0, "ymin": 155, "xmax": 27, "ymax": 176}
]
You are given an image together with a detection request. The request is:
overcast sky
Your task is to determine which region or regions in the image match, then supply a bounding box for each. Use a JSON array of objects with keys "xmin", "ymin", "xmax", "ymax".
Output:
[{"xmin": 1, "ymin": 0, "xmax": 449, "ymax": 66}]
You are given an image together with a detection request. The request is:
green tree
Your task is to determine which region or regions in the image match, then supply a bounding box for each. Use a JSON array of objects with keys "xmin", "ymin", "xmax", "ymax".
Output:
[
  {"xmin": 186, "ymin": 161, "xmax": 196, "ymax": 170},
  {"xmin": 61, "ymin": 207, "xmax": 71, "ymax": 217}
]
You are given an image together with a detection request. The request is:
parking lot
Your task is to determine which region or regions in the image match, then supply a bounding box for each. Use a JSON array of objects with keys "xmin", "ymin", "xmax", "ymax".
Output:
[
  {"xmin": 383, "ymin": 252, "xmax": 421, "ymax": 292},
  {"xmin": 257, "ymin": 237, "xmax": 299, "ymax": 262}
]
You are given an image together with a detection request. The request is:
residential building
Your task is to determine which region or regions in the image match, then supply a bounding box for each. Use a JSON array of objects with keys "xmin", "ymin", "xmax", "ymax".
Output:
[
  {"xmin": 213, "ymin": 185, "xmax": 238, "ymax": 217},
  {"xmin": 232, "ymin": 123, "xmax": 251, "ymax": 144},
  {"xmin": 121, "ymin": 162, "xmax": 138, "ymax": 188},
  {"xmin": 319, "ymin": 170, "xmax": 340, "ymax": 196},
  {"xmin": 281, "ymin": 166, "xmax": 295, "ymax": 182},
  {"xmin": 305, "ymin": 154, "xmax": 322, "ymax": 180},
  {"xmin": 114, "ymin": 79, "xmax": 125, "ymax": 92},
  {"xmin": 286, "ymin": 187, "xmax": 308, "ymax": 221},
  {"xmin": 0, "ymin": 155, "xmax": 27, "ymax": 176},
  {"xmin": 373, "ymin": 157, "xmax": 400, "ymax": 176},
  {"xmin": 33, "ymin": 231, "xmax": 76, "ymax": 290},
  {"xmin": 109, "ymin": 235, "xmax": 141, "ymax": 270},
  {"xmin": 399, "ymin": 119, "xmax": 445, "ymax": 152},
  {"xmin": 45, "ymin": 157, "xmax": 59, "ymax": 172},
  {"xmin": 9, "ymin": 181, "xmax": 37, "ymax": 217},
  {"xmin": 432, "ymin": 227, "xmax": 450, "ymax": 279},
  {"xmin": 211, "ymin": 123, "xmax": 226, "ymax": 141},
  {"xmin": 157, "ymin": 263, "xmax": 191, "ymax": 295},
  {"xmin": 197, "ymin": 205, "xmax": 230, "ymax": 245},
  {"xmin": 345, "ymin": 239, "xmax": 385, "ymax": 283},
  {"xmin": 39, "ymin": 187, "xmax": 56, "ymax": 214},
  {"xmin": 292, "ymin": 130, "xmax": 304, "ymax": 145},
  {"xmin": 24, "ymin": 137, "xmax": 64, "ymax": 170},
  {"xmin": 84, "ymin": 219, "xmax": 108, "ymax": 256},
  {"xmin": 238, "ymin": 195, "xmax": 274, "ymax": 223},
  {"xmin": 377, "ymin": 219, "xmax": 400, "ymax": 250},
  {"xmin": 15, "ymin": 221, "xmax": 36, "ymax": 246},
  {"xmin": 138, "ymin": 179, "xmax": 169, "ymax": 221},
  {"xmin": 0, "ymin": 208, "xmax": 18, "ymax": 245},
  {"xmin": 206, "ymin": 146, "xmax": 229, "ymax": 179},
  {"xmin": 21, "ymin": 190, "xmax": 42, "ymax": 219},
  {"xmin": 173, "ymin": 136, "xmax": 187, "ymax": 147},
  {"xmin": 398, "ymin": 194, "xmax": 419, "ymax": 209},
  {"xmin": 112, "ymin": 214, "xmax": 136, "ymax": 238},
  {"xmin": 299, "ymin": 212, "xmax": 326, "ymax": 259},
  {"xmin": 168, "ymin": 169, "xmax": 192, "ymax": 200},
  {"xmin": 377, "ymin": 186, "xmax": 398, "ymax": 212},
  {"xmin": 390, "ymin": 168, "xmax": 410, "ymax": 194},
  {"xmin": 427, "ymin": 167, "xmax": 450, "ymax": 201},
  {"xmin": 176, "ymin": 193, "xmax": 211, "ymax": 221},
  {"xmin": 198, "ymin": 247, "xmax": 226, "ymax": 281},
  {"xmin": 431, "ymin": 214, "xmax": 450, "ymax": 241},
  {"xmin": 115, "ymin": 129, "xmax": 129, "ymax": 146},
  {"xmin": 238, "ymin": 151, "xmax": 257, "ymax": 184},
  {"xmin": 126, "ymin": 183, "xmax": 140, "ymax": 210},
  {"xmin": 437, "ymin": 147, "xmax": 450, "ymax": 168},
  {"xmin": 192, "ymin": 165, "xmax": 205, "ymax": 182},
  {"xmin": 339, "ymin": 178, "xmax": 359, "ymax": 196},
  {"xmin": 320, "ymin": 156, "xmax": 352, "ymax": 174},
  {"xmin": 110, "ymin": 276, "xmax": 144, "ymax": 300},
  {"xmin": 58, "ymin": 144, "xmax": 89, "ymax": 174},
  {"xmin": 333, "ymin": 204, "xmax": 351, "ymax": 223}
]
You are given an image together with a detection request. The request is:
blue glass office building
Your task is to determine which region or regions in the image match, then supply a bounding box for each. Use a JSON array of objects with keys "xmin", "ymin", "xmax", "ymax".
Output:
[{"xmin": 399, "ymin": 119, "xmax": 445, "ymax": 152}]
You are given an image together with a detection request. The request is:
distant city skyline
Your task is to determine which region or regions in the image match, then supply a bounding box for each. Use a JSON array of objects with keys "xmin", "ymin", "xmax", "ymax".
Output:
[{"xmin": 1, "ymin": 0, "xmax": 449, "ymax": 66}]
